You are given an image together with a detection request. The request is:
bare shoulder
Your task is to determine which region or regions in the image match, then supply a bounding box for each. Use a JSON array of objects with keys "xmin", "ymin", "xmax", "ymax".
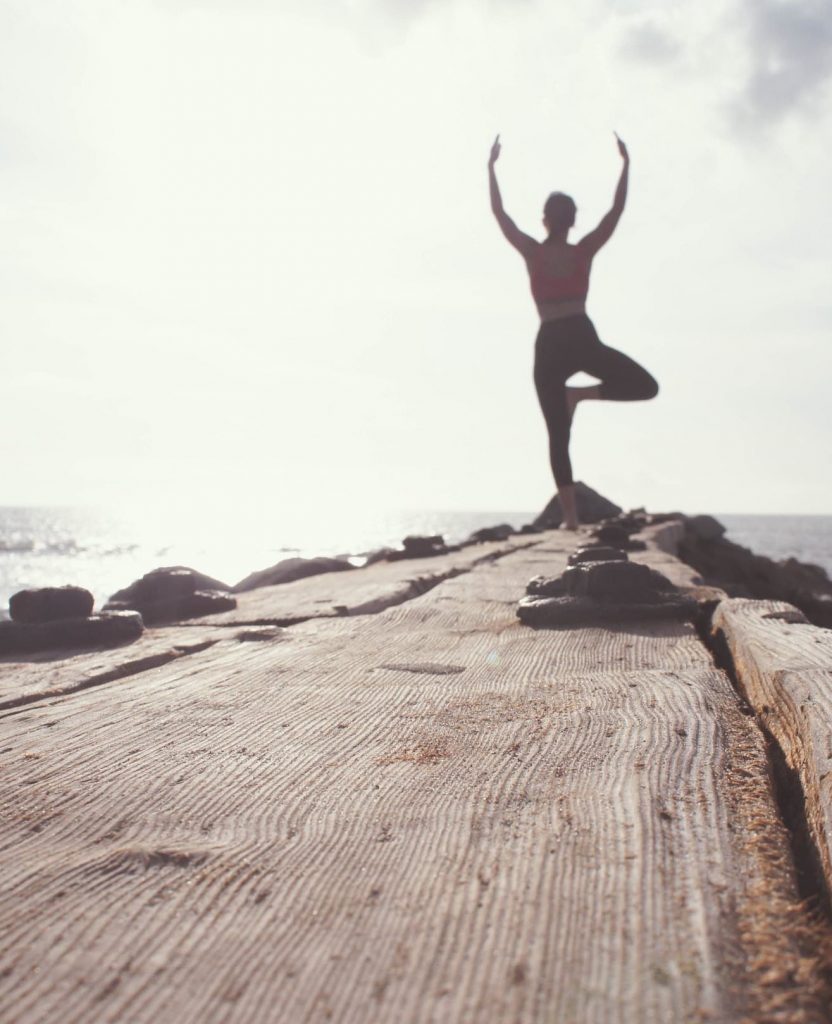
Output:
[
  {"xmin": 574, "ymin": 234, "xmax": 600, "ymax": 262},
  {"xmin": 521, "ymin": 237, "xmax": 543, "ymax": 263}
]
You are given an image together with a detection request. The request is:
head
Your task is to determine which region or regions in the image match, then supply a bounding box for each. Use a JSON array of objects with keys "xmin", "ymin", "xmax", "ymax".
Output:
[{"xmin": 543, "ymin": 192, "xmax": 576, "ymax": 235}]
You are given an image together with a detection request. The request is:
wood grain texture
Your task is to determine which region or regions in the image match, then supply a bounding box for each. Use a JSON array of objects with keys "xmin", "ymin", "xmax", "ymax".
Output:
[
  {"xmin": 713, "ymin": 597, "xmax": 832, "ymax": 902},
  {"xmin": 0, "ymin": 544, "xmax": 828, "ymax": 1023},
  {"xmin": 0, "ymin": 536, "xmax": 541, "ymax": 710},
  {"xmin": 198, "ymin": 534, "xmax": 543, "ymax": 625}
]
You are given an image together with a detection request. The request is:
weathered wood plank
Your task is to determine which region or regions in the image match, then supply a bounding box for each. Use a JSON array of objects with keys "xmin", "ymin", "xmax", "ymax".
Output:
[
  {"xmin": 712, "ymin": 596, "xmax": 832, "ymax": 901},
  {"xmin": 0, "ymin": 628, "xmax": 233, "ymax": 710},
  {"xmin": 202, "ymin": 534, "xmax": 543, "ymax": 625},
  {"xmin": 0, "ymin": 546, "xmax": 827, "ymax": 1022},
  {"xmin": 0, "ymin": 535, "xmax": 543, "ymax": 709}
]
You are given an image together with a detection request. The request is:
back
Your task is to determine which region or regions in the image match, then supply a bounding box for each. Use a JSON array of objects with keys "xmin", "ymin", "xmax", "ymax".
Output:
[{"xmin": 526, "ymin": 240, "xmax": 593, "ymax": 321}]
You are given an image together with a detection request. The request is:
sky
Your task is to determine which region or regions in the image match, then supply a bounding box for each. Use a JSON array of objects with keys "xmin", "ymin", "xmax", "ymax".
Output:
[{"xmin": 1, "ymin": 0, "xmax": 831, "ymax": 519}]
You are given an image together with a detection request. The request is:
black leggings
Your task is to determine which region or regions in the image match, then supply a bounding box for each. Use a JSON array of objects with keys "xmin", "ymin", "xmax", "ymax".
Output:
[{"xmin": 534, "ymin": 314, "xmax": 658, "ymax": 488}]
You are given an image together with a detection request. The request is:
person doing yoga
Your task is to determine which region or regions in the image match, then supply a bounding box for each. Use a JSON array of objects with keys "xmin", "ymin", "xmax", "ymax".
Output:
[{"xmin": 488, "ymin": 133, "xmax": 658, "ymax": 530}]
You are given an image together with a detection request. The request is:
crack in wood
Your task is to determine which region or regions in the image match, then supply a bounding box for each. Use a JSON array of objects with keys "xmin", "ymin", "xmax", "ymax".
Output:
[{"xmin": 0, "ymin": 640, "xmax": 219, "ymax": 716}]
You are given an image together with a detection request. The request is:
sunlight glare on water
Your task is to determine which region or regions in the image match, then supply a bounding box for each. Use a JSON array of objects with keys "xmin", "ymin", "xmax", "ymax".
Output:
[{"xmin": 0, "ymin": 499, "xmax": 537, "ymax": 615}]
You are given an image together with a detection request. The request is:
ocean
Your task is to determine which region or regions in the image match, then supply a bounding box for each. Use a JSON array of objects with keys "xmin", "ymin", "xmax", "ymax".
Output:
[
  {"xmin": 1, "ymin": 507, "xmax": 830, "ymax": 619},
  {"xmin": 0, "ymin": 505, "xmax": 538, "ymax": 618}
]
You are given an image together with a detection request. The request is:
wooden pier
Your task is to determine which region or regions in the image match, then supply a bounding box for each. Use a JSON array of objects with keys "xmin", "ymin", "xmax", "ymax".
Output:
[{"xmin": 1, "ymin": 523, "xmax": 831, "ymax": 1022}]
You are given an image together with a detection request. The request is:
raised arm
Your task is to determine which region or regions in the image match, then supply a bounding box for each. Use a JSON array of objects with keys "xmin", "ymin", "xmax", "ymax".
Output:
[
  {"xmin": 579, "ymin": 134, "xmax": 630, "ymax": 257},
  {"xmin": 488, "ymin": 135, "xmax": 537, "ymax": 259}
]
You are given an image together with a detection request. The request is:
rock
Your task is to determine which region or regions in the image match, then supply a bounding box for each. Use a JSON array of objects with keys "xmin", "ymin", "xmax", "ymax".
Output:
[
  {"xmin": 568, "ymin": 546, "xmax": 629, "ymax": 566},
  {"xmin": 588, "ymin": 524, "xmax": 647, "ymax": 551},
  {"xmin": 109, "ymin": 566, "xmax": 231, "ymax": 605},
  {"xmin": 803, "ymin": 593, "xmax": 832, "ymax": 629},
  {"xmin": 686, "ymin": 515, "xmax": 726, "ymax": 541},
  {"xmin": 648, "ymin": 512, "xmax": 685, "ymax": 526},
  {"xmin": 519, "ymin": 524, "xmax": 543, "ymax": 534},
  {"xmin": 233, "ymin": 557, "xmax": 353, "ymax": 593},
  {"xmin": 358, "ymin": 548, "xmax": 397, "ymax": 565},
  {"xmin": 9, "ymin": 586, "xmax": 94, "ymax": 623},
  {"xmin": 467, "ymin": 524, "xmax": 514, "ymax": 544},
  {"xmin": 110, "ymin": 590, "xmax": 237, "ymax": 626},
  {"xmin": 677, "ymin": 521, "xmax": 832, "ymax": 629},
  {"xmin": 601, "ymin": 512, "xmax": 649, "ymax": 533},
  {"xmin": 402, "ymin": 535, "xmax": 449, "ymax": 556},
  {"xmin": 516, "ymin": 593, "xmax": 695, "ymax": 626},
  {"xmin": 532, "ymin": 482, "xmax": 622, "ymax": 529},
  {"xmin": 361, "ymin": 547, "xmax": 399, "ymax": 566},
  {"xmin": 518, "ymin": 558, "xmax": 693, "ymax": 626},
  {"xmin": 589, "ymin": 524, "xmax": 629, "ymax": 547},
  {"xmin": 781, "ymin": 557, "xmax": 830, "ymax": 585},
  {"xmin": 106, "ymin": 566, "xmax": 237, "ymax": 622},
  {"xmin": 385, "ymin": 535, "xmax": 453, "ymax": 561},
  {"xmin": 526, "ymin": 575, "xmax": 568, "ymax": 597},
  {"xmin": 0, "ymin": 611, "xmax": 144, "ymax": 654},
  {"xmin": 564, "ymin": 560, "xmax": 674, "ymax": 602}
]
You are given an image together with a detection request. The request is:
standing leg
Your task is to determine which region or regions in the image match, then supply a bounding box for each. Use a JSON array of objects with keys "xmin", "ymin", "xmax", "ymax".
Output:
[
  {"xmin": 534, "ymin": 343, "xmax": 580, "ymax": 529},
  {"xmin": 566, "ymin": 383, "xmax": 601, "ymax": 422}
]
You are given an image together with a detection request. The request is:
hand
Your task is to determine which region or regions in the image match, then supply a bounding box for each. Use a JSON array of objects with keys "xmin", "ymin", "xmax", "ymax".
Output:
[
  {"xmin": 488, "ymin": 134, "xmax": 501, "ymax": 167},
  {"xmin": 614, "ymin": 131, "xmax": 629, "ymax": 162}
]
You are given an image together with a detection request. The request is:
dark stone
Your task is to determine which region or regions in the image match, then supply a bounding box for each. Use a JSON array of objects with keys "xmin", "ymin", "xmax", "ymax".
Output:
[
  {"xmin": 568, "ymin": 546, "xmax": 629, "ymax": 566},
  {"xmin": 686, "ymin": 515, "xmax": 727, "ymax": 541},
  {"xmin": 176, "ymin": 590, "xmax": 236, "ymax": 618},
  {"xmin": 601, "ymin": 513, "xmax": 648, "ymax": 533},
  {"xmin": 519, "ymin": 524, "xmax": 543, "ymax": 534},
  {"xmin": 516, "ymin": 594, "xmax": 696, "ymax": 626},
  {"xmin": 564, "ymin": 560, "xmax": 675, "ymax": 602},
  {"xmin": 517, "ymin": 556, "xmax": 691, "ymax": 626},
  {"xmin": 10, "ymin": 586, "xmax": 94, "ymax": 624},
  {"xmin": 233, "ymin": 557, "xmax": 353, "ymax": 593},
  {"xmin": 384, "ymin": 535, "xmax": 454, "ymax": 561},
  {"xmin": 589, "ymin": 524, "xmax": 631, "ymax": 547},
  {"xmin": 105, "ymin": 566, "xmax": 238, "ymax": 623},
  {"xmin": 402, "ymin": 535, "xmax": 448, "ymax": 556},
  {"xmin": 109, "ymin": 567, "xmax": 231, "ymax": 605},
  {"xmin": 533, "ymin": 482, "xmax": 622, "ymax": 529},
  {"xmin": 677, "ymin": 519, "xmax": 832, "ymax": 629},
  {"xmin": 467, "ymin": 524, "xmax": 514, "ymax": 544},
  {"xmin": 647, "ymin": 512, "xmax": 685, "ymax": 526},
  {"xmin": 588, "ymin": 523, "xmax": 647, "ymax": 551},
  {"xmin": 525, "ymin": 575, "xmax": 568, "ymax": 597},
  {"xmin": 118, "ymin": 590, "xmax": 237, "ymax": 626},
  {"xmin": 803, "ymin": 594, "xmax": 832, "ymax": 629},
  {"xmin": 361, "ymin": 547, "xmax": 399, "ymax": 566},
  {"xmin": 0, "ymin": 611, "xmax": 144, "ymax": 654}
]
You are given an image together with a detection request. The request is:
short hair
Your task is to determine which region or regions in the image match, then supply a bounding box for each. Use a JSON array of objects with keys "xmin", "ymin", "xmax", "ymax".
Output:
[{"xmin": 544, "ymin": 192, "xmax": 577, "ymax": 230}]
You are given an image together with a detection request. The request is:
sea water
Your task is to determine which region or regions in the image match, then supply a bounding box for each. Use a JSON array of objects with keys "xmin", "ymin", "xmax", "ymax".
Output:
[
  {"xmin": 0, "ymin": 505, "xmax": 537, "ymax": 617},
  {"xmin": 1, "ymin": 507, "xmax": 830, "ymax": 618}
]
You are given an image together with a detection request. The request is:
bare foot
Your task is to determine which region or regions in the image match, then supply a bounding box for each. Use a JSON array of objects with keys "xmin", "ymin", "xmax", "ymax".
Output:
[{"xmin": 559, "ymin": 520, "xmax": 579, "ymax": 531}]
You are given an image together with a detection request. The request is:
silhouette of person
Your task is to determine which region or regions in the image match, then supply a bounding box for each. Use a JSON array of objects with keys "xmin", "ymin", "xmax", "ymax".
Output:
[{"xmin": 488, "ymin": 133, "xmax": 658, "ymax": 529}]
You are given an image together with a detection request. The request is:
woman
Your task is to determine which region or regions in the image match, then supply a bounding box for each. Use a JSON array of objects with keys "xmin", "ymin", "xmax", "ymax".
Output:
[{"xmin": 488, "ymin": 133, "xmax": 658, "ymax": 529}]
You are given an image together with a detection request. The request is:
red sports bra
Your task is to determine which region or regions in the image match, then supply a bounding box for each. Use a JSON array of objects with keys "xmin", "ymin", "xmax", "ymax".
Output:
[{"xmin": 528, "ymin": 243, "xmax": 592, "ymax": 306}]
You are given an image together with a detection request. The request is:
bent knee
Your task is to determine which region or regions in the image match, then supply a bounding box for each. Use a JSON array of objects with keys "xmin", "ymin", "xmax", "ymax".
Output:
[{"xmin": 640, "ymin": 375, "xmax": 659, "ymax": 400}]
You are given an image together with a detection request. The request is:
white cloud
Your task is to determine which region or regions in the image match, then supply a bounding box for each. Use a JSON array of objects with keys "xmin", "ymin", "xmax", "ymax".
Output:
[
  {"xmin": 730, "ymin": 0, "xmax": 832, "ymax": 128},
  {"xmin": 617, "ymin": 20, "xmax": 683, "ymax": 64}
]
